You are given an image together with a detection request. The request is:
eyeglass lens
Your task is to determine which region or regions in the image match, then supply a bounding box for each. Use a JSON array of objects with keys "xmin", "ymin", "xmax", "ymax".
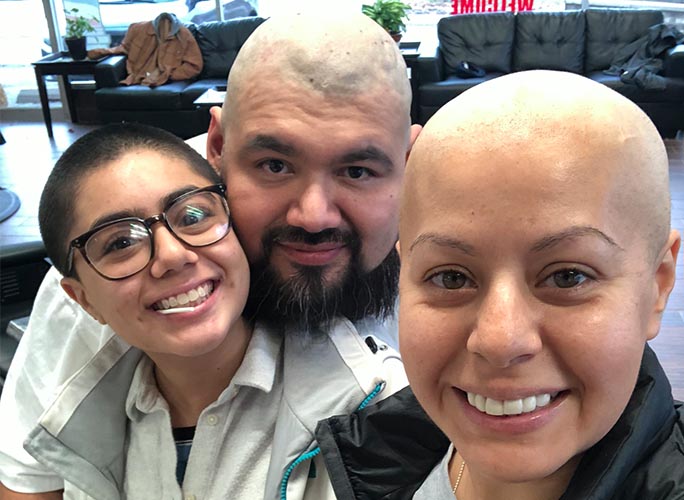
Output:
[{"xmin": 84, "ymin": 191, "xmax": 229, "ymax": 279}]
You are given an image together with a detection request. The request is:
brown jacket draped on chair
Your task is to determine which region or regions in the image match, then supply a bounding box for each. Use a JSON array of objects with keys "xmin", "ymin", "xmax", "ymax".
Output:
[{"xmin": 88, "ymin": 12, "xmax": 203, "ymax": 87}]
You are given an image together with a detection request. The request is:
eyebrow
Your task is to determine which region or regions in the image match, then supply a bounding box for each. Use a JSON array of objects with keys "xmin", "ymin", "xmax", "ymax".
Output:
[
  {"xmin": 162, "ymin": 186, "xmax": 202, "ymax": 209},
  {"xmin": 409, "ymin": 233, "xmax": 476, "ymax": 255},
  {"xmin": 530, "ymin": 226, "xmax": 624, "ymax": 253},
  {"xmin": 87, "ymin": 185, "xmax": 202, "ymax": 231},
  {"xmin": 89, "ymin": 210, "xmax": 140, "ymax": 231},
  {"xmin": 241, "ymin": 134, "xmax": 297, "ymax": 157},
  {"xmin": 241, "ymin": 134, "xmax": 394, "ymax": 171},
  {"xmin": 334, "ymin": 146, "xmax": 394, "ymax": 171},
  {"xmin": 408, "ymin": 225, "xmax": 623, "ymax": 256}
]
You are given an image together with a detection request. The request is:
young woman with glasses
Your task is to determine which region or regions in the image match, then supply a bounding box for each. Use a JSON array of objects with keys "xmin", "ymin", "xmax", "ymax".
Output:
[{"xmin": 34, "ymin": 123, "xmax": 252, "ymax": 497}]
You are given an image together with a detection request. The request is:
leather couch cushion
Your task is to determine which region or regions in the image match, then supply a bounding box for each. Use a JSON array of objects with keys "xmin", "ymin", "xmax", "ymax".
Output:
[
  {"xmin": 419, "ymin": 73, "xmax": 505, "ymax": 107},
  {"xmin": 513, "ymin": 11, "xmax": 585, "ymax": 73},
  {"xmin": 438, "ymin": 13, "xmax": 515, "ymax": 75},
  {"xmin": 588, "ymin": 71, "xmax": 684, "ymax": 103},
  {"xmin": 586, "ymin": 9, "xmax": 664, "ymax": 72},
  {"xmin": 194, "ymin": 17, "xmax": 266, "ymax": 79},
  {"xmin": 95, "ymin": 81, "xmax": 189, "ymax": 110}
]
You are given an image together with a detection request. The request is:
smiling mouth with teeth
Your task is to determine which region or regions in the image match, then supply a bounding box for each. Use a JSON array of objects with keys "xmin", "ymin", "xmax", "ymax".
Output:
[
  {"xmin": 466, "ymin": 391, "xmax": 561, "ymax": 417},
  {"xmin": 153, "ymin": 281, "xmax": 215, "ymax": 315}
]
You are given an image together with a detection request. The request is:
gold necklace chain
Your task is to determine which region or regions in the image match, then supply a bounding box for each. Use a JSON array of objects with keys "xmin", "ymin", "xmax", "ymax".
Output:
[{"xmin": 452, "ymin": 454, "xmax": 466, "ymax": 496}]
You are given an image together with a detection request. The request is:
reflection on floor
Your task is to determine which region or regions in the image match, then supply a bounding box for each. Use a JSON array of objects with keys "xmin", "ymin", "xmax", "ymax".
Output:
[
  {"xmin": 0, "ymin": 121, "xmax": 683, "ymax": 401},
  {"xmin": 0, "ymin": 122, "xmax": 97, "ymax": 247}
]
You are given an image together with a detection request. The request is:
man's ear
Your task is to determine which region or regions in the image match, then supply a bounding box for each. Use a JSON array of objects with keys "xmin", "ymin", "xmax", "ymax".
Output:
[
  {"xmin": 61, "ymin": 277, "xmax": 107, "ymax": 325},
  {"xmin": 406, "ymin": 124, "xmax": 422, "ymax": 162},
  {"xmin": 206, "ymin": 106, "xmax": 225, "ymax": 174},
  {"xmin": 396, "ymin": 240, "xmax": 401, "ymax": 261},
  {"xmin": 647, "ymin": 229, "xmax": 681, "ymax": 340}
]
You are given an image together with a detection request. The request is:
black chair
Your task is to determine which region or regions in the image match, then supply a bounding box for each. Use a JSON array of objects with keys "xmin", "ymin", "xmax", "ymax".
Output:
[{"xmin": 0, "ymin": 241, "xmax": 51, "ymax": 387}]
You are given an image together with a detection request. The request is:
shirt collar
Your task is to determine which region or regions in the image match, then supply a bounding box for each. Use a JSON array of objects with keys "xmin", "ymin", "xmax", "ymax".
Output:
[
  {"xmin": 125, "ymin": 325, "xmax": 283, "ymax": 419},
  {"xmin": 230, "ymin": 323, "xmax": 282, "ymax": 394},
  {"xmin": 126, "ymin": 356, "xmax": 166, "ymax": 420}
]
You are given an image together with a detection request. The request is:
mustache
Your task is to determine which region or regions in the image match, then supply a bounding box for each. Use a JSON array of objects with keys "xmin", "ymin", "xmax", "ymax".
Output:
[{"xmin": 264, "ymin": 226, "xmax": 356, "ymax": 249}]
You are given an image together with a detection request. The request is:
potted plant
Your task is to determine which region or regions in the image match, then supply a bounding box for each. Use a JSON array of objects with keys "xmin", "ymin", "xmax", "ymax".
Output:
[
  {"xmin": 362, "ymin": 0, "xmax": 411, "ymax": 42},
  {"xmin": 64, "ymin": 8, "xmax": 97, "ymax": 60}
]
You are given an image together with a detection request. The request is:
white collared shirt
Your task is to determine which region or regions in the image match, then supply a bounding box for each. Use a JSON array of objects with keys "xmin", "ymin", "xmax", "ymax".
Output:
[{"xmin": 124, "ymin": 325, "xmax": 283, "ymax": 500}]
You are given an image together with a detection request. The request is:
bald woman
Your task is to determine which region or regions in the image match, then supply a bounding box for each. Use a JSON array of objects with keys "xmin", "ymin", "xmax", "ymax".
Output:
[{"xmin": 318, "ymin": 70, "xmax": 684, "ymax": 500}]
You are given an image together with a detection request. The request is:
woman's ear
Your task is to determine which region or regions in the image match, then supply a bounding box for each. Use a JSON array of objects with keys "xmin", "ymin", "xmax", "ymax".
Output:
[
  {"xmin": 406, "ymin": 124, "xmax": 422, "ymax": 162},
  {"xmin": 646, "ymin": 229, "xmax": 681, "ymax": 340},
  {"xmin": 61, "ymin": 277, "xmax": 107, "ymax": 325},
  {"xmin": 206, "ymin": 106, "xmax": 225, "ymax": 174}
]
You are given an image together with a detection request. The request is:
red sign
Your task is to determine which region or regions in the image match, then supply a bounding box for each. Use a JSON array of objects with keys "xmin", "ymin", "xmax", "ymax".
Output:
[{"xmin": 451, "ymin": 0, "xmax": 534, "ymax": 14}]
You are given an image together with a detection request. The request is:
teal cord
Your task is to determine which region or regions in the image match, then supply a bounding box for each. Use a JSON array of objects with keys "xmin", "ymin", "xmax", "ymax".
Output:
[
  {"xmin": 357, "ymin": 382, "xmax": 385, "ymax": 411},
  {"xmin": 279, "ymin": 447, "xmax": 321, "ymax": 500},
  {"xmin": 279, "ymin": 382, "xmax": 385, "ymax": 500}
]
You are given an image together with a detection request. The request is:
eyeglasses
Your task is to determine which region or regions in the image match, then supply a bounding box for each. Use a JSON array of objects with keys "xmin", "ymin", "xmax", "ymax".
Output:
[{"xmin": 66, "ymin": 184, "xmax": 231, "ymax": 280}]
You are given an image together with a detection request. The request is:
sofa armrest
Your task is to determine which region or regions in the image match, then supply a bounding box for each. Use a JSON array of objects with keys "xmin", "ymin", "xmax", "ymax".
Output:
[
  {"xmin": 95, "ymin": 55, "xmax": 127, "ymax": 88},
  {"xmin": 416, "ymin": 40, "xmax": 444, "ymax": 84},
  {"xmin": 663, "ymin": 45, "xmax": 684, "ymax": 79}
]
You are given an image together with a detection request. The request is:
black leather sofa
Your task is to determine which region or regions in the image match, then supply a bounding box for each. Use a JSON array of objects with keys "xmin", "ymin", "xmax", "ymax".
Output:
[
  {"xmin": 415, "ymin": 9, "xmax": 684, "ymax": 137},
  {"xmin": 93, "ymin": 16, "xmax": 265, "ymax": 138}
]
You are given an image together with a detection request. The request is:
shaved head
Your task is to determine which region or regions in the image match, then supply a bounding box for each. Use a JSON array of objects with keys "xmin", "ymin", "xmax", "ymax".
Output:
[
  {"xmin": 402, "ymin": 70, "xmax": 671, "ymax": 260},
  {"xmin": 397, "ymin": 70, "xmax": 680, "ymax": 491},
  {"xmin": 223, "ymin": 12, "xmax": 412, "ymax": 131},
  {"xmin": 206, "ymin": 11, "xmax": 419, "ymax": 334}
]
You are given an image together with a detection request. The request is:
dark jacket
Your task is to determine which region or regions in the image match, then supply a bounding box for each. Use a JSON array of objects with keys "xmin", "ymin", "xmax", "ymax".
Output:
[
  {"xmin": 605, "ymin": 23, "xmax": 684, "ymax": 90},
  {"xmin": 316, "ymin": 345, "xmax": 684, "ymax": 500}
]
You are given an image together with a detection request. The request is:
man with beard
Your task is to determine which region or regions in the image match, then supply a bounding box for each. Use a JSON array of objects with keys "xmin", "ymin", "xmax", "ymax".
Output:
[
  {"xmin": 206, "ymin": 12, "xmax": 409, "ymax": 336},
  {"xmin": 0, "ymin": 11, "xmax": 418, "ymax": 500}
]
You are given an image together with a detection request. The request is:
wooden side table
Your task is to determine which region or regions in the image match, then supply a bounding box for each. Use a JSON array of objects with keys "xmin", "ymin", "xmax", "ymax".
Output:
[{"xmin": 32, "ymin": 52, "xmax": 107, "ymax": 138}]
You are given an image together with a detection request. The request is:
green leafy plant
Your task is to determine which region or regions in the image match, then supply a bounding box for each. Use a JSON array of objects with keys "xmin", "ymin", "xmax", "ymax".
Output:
[
  {"xmin": 64, "ymin": 8, "xmax": 97, "ymax": 39},
  {"xmin": 362, "ymin": 0, "xmax": 411, "ymax": 35}
]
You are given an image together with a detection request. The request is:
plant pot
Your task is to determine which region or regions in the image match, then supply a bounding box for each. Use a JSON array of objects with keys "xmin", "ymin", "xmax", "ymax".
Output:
[
  {"xmin": 65, "ymin": 37, "xmax": 87, "ymax": 60},
  {"xmin": 389, "ymin": 31, "xmax": 403, "ymax": 43}
]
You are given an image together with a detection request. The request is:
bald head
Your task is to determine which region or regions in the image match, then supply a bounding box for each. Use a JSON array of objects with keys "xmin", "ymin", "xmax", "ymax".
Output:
[
  {"xmin": 403, "ymin": 70, "xmax": 671, "ymax": 259},
  {"xmin": 223, "ymin": 12, "xmax": 411, "ymax": 127},
  {"xmin": 397, "ymin": 72, "xmax": 680, "ymax": 486}
]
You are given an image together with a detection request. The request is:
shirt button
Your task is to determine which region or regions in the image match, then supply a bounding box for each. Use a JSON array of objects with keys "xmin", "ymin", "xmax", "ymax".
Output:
[{"xmin": 206, "ymin": 414, "xmax": 218, "ymax": 426}]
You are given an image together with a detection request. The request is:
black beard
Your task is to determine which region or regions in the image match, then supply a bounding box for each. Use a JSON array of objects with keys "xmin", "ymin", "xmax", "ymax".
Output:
[{"xmin": 241, "ymin": 226, "xmax": 399, "ymax": 336}]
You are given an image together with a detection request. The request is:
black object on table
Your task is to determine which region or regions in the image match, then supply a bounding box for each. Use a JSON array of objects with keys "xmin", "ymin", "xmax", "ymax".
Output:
[
  {"xmin": 193, "ymin": 85, "xmax": 227, "ymax": 109},
  {"xmin": 32, "ymin": 52, "xmax": 106, "ymax": 139}
]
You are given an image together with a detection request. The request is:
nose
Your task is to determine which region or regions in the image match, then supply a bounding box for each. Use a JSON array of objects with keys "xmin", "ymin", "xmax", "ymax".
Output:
[
  {"xmin": 148, "ymin": 225, "xmax": 199, "ymax": 278},
  {"xmin": 467, "ymin": 276, "xmax": 542, "ymax": 368},
  {"xmin": 286, "ymin": 180, "xmax": 342, "ymax": 234}
]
